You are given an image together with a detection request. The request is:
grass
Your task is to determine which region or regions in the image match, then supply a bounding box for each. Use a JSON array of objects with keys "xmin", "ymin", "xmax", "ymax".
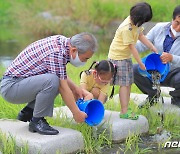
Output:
[
  {"xmin": 0, "ymin": 131, "xmax": 29, "ymax": 154},
  {"xmin": 0, "ymin": 0, "xmax": 179, "ymax": 44},
  {"xmin": 118, "ymin": 133, "xmax": 152, "ymax": 154},
  {"xmin": 0, "ymin": 52, "xmax": 180, "ymax": 153},
  {"xmin": 0, "ymin": 0, "xmax": 180, "ymax": 151}
]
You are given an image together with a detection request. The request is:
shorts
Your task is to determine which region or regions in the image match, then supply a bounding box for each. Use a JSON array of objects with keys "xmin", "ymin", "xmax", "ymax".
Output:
[{"xmin": 109, "ymin": 59, "xmax": 134, "ymax": 86}]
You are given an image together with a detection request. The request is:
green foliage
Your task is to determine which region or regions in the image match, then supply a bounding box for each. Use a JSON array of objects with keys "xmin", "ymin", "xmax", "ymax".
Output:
[
  {"xmin": 118, "ymin": 133, "xmax": 152, "ymax": 154},
  {"xmin": 0, "ymin": 0, "xmax": 179, "ymax": 42},
  {"xmin": 48, "ymin": 111, "xmax": 112, "ymax": 153},
  {"xmin": 0, "ymin": 97, "xmax": 25, "ymax": 119},
  {"xmin": 0, "ymin": 131, "xmax": 29, "ymax": 154}
]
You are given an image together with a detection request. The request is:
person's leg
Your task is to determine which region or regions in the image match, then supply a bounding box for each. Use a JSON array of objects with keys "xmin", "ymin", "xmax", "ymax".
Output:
[
  {"xmin": 161, "ymin": 68, "xmax": 180, "ymax": 107},
  {"xmin": 133, "ymin": 64, "xmax": 157, "ymax": 97},
  {"xmin": 1, "ymin": 74, "xmax": 60, "ymax": 135},
  {"xmin": 119, "ymin": 86, "xmax": 130, "ymax": 114},
  {"xmin": 134, "ymin": 64, "xmax": 180, "ymax": 107},
  {"xmin": 133, "ymin": 64, "xmax": 161, "ymax": 108},
  {"xmin": 1, "ymin": 74, "xmax": 59, "ymax": 117}
]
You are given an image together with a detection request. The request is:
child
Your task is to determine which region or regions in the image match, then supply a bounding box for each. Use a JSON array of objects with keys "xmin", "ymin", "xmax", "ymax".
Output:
[
  {"xmin": 108, "ymin": 2, "xmax": 158, "ymax": 120},
  {"xmin": 80, "ymin": 60, "xmax": 116, "ymax": 104}
]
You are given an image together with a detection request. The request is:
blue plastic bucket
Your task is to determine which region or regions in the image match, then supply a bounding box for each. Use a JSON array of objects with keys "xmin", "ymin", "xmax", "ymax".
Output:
[
  {"xmin": 76, "ymin": 99, "xmax": 105, "ymax": 126},
  {"xmin": 138, "ymin": 53, "xmax": 170, "ymax": 82}
]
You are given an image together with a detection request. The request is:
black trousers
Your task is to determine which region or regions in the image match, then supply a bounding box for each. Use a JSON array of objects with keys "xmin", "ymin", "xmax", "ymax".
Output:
[{"xmin": 133, "ymin": 64, "xmax": 180, "ymax": 104}]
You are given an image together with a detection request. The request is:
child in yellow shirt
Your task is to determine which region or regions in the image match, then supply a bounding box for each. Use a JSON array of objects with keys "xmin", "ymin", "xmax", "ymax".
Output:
[
  {"xmin": 108, "ymin": 2, "xmax": 158, "ymax": 120},
  {"xmin": 80, "ymin": 60, "xmax": 116, "ymax": 104}
]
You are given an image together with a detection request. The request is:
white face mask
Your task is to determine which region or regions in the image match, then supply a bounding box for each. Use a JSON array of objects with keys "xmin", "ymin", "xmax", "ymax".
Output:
[
  {"xmin": 170, "ymin": 25, "xmax": 180, "ymax": 37},
  {"xmin": 70, "ymin": 52, "xmax": 86, "ymax": 67}
]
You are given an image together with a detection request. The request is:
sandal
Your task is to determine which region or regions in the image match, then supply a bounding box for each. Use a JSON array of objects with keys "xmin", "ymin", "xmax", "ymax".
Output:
[
  {"xmin": 120, "ymin": 112, "xmax": 139, "ymax": 120},
  {"xmin": 127, "ymin": 108, "xmax": 132, "ymax": 112}
]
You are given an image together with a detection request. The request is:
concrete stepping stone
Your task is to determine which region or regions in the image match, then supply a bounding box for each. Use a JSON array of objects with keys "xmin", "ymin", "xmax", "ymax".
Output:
[
  {"xmin": 0, "ymin": 119, "xmax": 84, "ymax": 154},
  {"xmin": 54, "ymin": 106, "xmax": 149, "ymax": 142},
  {"xmin": 129, "ymin": 93, "xmax": 171, "ymax": 105},
  {"xmin": 160, "ymin": 87, "xmax": 174, "ymax": 96},
  {"xmin": 129, "ymin": 93, "xmax": 180, "ymax": 115}
]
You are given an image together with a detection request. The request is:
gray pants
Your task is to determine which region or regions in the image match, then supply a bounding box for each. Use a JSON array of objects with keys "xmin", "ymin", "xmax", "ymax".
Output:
[
  {"xmin": 0, "ymin": 74, "xmax": 59, "ymax": 117},
  {"xmin": 133, "ymin": 64, "xmax": 180, "ymax": 101}
]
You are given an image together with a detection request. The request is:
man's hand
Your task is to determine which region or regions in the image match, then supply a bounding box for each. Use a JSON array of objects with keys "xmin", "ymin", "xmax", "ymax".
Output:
[
  {"xmin": 160, "ymin": 52, "xmax": 173, "ymax": 64},
  {"xmin": 73, "ymin": 110, "xmax": 87, "ymax": 123}
]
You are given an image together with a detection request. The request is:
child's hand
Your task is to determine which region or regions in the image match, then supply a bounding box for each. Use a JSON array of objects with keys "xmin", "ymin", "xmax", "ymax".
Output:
[
  {"xmin": 150, "ymin": 46, "xmax": 158, "ymax": 54},
  {"xmin": 82, "ymin": 89, "xmax": 94, "ymax": 100},
  {"xmin": 139, "ymin": 63, "xmax": 146, "ymax": 70}
]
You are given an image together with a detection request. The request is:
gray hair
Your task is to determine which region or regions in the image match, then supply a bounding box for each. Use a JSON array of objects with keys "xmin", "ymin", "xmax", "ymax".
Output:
[{"xmin": 70, "ymin": 32, "xmax": 98, "ymax": 54}]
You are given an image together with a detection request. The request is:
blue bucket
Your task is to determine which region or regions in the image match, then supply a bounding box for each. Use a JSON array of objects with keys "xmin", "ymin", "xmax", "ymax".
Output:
[
  {"xmin": 138, "ymin": 53, "xmax": 170, "ymax": 82},
  {"xmin": 76, "ymin": 99, "xmax": 105, "ymax": 126}
]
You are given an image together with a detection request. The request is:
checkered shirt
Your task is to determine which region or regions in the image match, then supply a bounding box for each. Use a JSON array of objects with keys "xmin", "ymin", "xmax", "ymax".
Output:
[{"xmin": 4, "ymin": 35, "xmax": 70, "ymax": 80}]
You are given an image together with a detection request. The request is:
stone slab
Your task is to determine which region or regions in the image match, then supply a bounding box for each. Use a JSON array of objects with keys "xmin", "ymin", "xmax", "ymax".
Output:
[
  {"xmin": 0, "ymin": 119, "xmax": 84, "ymax": 154},
  {"xmin": 130, "ymin": 93, "xmax": 171, "ymax": 105},
  {"xmin": 160, "ymin": 87, "xmax": 174, "ymax": 96},
  {"xmin": 102, "ymin": 110, "xmax": 149, "ymax": 142},
  {"xmin": 129, "ymin": 93, "xmax": 180, "ymax": 115},
  {"xmin": 54, "ymin": 106, "xmax": 149, "ymax": 143}
]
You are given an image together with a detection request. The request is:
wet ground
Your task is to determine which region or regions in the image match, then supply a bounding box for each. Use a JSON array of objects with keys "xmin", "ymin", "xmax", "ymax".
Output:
[{"xmin": 102, "ymin": 135, "xmax": 180, "ymax": 154}]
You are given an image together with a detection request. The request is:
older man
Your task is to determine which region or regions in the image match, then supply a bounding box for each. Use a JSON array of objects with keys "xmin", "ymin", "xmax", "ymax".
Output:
[
  {"xmin": 0, "ymin": 32, "xmax": 98, "ymax": 135},
  {"xmin": 134, "ymin": 5, "xmax": 180, "ymax": 108}
]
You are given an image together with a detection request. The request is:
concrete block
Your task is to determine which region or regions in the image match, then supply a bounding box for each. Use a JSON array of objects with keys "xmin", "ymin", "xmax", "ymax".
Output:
[
  {"xmin": 54, "ymin": 106, "xmax": 149, "ymax": 143},
  {"xmin": 0, "ymin": 119, "xmax": 84, "ymax": 154},
  {"xmin": 102, "ymin": 110, "xmax": 149, "ymax": 142},
  {"xmin": 129, "ymin": 93, "xmax": 180, "ymax": 115},
  {"xmin": 160, "ymin": 87, "xmax": 174, "ymax": 96},
  {"xmin": 130, "ymin": 93, "xmax": 171, "ymax": 105}
]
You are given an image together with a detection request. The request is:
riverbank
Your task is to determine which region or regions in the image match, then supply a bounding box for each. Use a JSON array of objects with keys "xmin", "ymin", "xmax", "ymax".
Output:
[{"xmin": 0, "ymin": 0, "xmax": 178, "ymax": 43}]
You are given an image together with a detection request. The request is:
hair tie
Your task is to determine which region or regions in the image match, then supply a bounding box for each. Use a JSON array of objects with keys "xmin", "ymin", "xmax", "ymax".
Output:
[{"xmin": 96, "ymin": 61, "xmax": 99, "ymax": 65}]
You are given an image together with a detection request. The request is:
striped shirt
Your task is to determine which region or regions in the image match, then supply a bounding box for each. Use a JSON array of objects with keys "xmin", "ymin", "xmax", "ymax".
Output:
[{"xmin": 4, "ymin": 35, "xmax": 70, "ymax": 80}]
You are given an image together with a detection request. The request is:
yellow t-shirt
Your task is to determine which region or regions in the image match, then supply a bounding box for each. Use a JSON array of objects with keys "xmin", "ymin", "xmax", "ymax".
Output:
[
  {"xmin": 108, "ymin": 16, "xmax": 144, "ymax": 60},
  {"xmin": 80, "ymin": 71, "xmax": 110, "ymax": 95}
]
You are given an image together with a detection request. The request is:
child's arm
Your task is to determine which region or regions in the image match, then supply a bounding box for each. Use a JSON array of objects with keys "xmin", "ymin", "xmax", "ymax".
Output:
[
  {"xmin": 80, "ymin": 72, "xmax": 94, "ymax": 100},
  {"xmin": 129, "ymin": 44, "xmax": 146, "ymax": 70},
  {"xmin": 98, "ymin": 92, "xmax": 108, "ymax": 104},
  {"xmin": 138, "ymin": 32, "xmax": 158, "ymax": 53},
  {"xmin": 81, "ymin": 88, "xmax": 94, "ymax": 101}
]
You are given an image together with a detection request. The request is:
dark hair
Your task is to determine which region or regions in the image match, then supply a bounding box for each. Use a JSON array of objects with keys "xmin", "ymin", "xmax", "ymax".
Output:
[
  {"xmin": 80, "ymin": 60, "xmax": 117, "ymax": 99},
  {"xmin": 173, "ymin": 5, "xmax": 180, "ymax": 20},
  {"xmin": 130, "ymin": 2, "xmax": 152, "ymax": 27}
]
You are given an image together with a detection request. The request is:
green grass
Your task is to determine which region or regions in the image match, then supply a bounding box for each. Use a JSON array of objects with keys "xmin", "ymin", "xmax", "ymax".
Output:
[
  {"xmin": 0, "ymin": 0, "xmax": 180, "ymax": 42},
  {"xmin": 0, "ymin": 52, "xmax": 180, "ymax": 153},
  {"xmin": 1, "ymin": 0, "xmax": 180, "ymax": 150}
]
